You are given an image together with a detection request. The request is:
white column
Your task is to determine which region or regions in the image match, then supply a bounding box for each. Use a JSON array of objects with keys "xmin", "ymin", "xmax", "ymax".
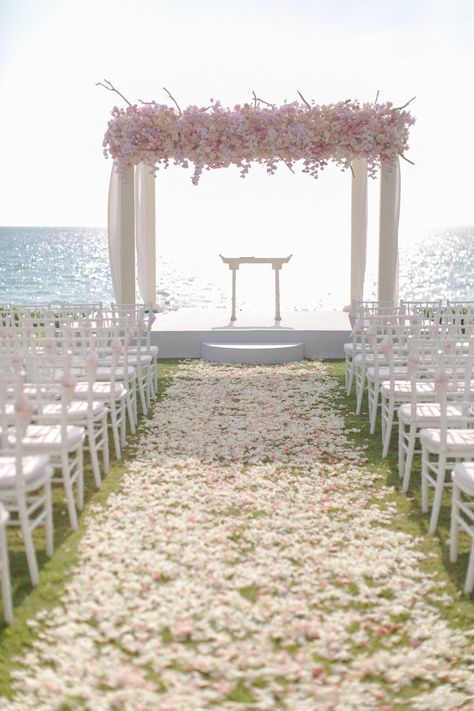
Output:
[
  {"xmin": 135, "ymin": 163, "xmax": 156, "ymax": 306},
  {"xmin": 273, "ymin": 265, "xmax": 282, "ymax": 321},
  {"xmin": 107, "ymin": 163, "xmax": 135, "ymax": 304},
  {"xmin": 231, "ymin": 268, "xmax": 237, "ymax": 321},
  {"xmin": 350, "ymin": 158, "xmax": 368, "ymax": 306},
  {"xmin": 378, "ymin": 157, "xmax": 401, "ymax": 303}
]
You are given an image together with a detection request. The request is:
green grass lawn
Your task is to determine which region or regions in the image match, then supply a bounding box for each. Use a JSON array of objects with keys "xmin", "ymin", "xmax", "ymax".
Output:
[{"xmin": 0, "ymin": 360, "xmax": 180, "ymax": 695}]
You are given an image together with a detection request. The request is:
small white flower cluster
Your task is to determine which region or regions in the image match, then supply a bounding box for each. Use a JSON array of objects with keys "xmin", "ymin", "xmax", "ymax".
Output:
[{"xmin": 2, "ymin": 361, "xmax": 473, "ymax": 710}]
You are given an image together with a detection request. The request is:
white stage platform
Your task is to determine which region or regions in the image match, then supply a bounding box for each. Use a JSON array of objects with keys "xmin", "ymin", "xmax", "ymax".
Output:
[{"xmin": 151, "ymin": 309, "xmax": 350, "ymax": 359}]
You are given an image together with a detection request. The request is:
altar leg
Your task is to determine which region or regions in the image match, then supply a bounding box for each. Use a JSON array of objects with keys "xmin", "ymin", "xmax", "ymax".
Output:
[
  {"xmin": 231, "ymin": 268, "xmax": 237, "ymax": 321},
  {"xmin": 274, "ymin": 266, "xmax": 281, "ymax": 321}
]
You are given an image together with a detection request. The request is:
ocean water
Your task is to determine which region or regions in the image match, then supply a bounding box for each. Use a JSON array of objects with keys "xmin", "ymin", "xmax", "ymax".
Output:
[{"xmin": 0, "ymin": 226, "xmax": 473, "ymax": 309}]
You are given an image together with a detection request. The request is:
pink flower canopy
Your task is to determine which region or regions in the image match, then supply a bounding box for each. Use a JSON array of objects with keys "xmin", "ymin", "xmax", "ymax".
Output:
[{"xmin": 103, "ymin": 95, "xmax": 415, "ymax": 185}]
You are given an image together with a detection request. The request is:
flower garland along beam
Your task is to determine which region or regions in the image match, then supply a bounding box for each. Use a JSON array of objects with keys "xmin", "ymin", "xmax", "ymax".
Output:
[{"xmin": 101, "ymin": 84, "xmax": 415, "ymax": 185}]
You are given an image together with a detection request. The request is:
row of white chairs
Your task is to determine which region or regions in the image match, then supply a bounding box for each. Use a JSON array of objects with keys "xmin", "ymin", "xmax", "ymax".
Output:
[
  {"xmin": 0, "ymin": 303, "xmax": 159, "ymax": 623},
  {"xmin": 345, "ymin": 299, "xmax": 474, "ymax": 594}
]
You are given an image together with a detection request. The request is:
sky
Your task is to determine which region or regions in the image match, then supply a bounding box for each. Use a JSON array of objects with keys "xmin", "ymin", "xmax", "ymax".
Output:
[{"xmin": 0, "ymin": 0, "xmax": 473, "ymax": 282}]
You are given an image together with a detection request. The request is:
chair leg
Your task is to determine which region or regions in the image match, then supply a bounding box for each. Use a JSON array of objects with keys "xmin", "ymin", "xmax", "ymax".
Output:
[
  {"xmin": 102, "ymin": 413, "xmax": 110, "ymax": 474},
  {"xmin": 429, "ymin": 464, "xmax": 446, "ymax": 534},
  {"xmin": 44, "ymin": 481, "xmax": 54, "ymax": 556},
  {"xmin": 0, "ymin": 526, "xmax": 13, "ymax": 623},
  {"xmin": 421, "ymin": 450, "xmax": 430, "ymax": 513},
  {"xmin": 382, "ymin": 401, "xmax": 394, "ymax": 458},
  {"xmin": 76, "ymin": 445, "xmax": 84, "ymax": 510},
  {"xmin": 465, "ymin": 541, "xmax": 474, "ymax": 593},
  {"xmin": 398, "ymin": 422, "xmax": 406, "ymax": 479},
  {"xmin": 126, "ymin": 395, "xmax": 136, "ymax": 434},
  {"xmin": 450, "ymin": 484, "xmax": 460, "ymax": 562},
  {"xmin": 61, "ymin": 450, "xmax": 79, "ymax": 531},
  {"xmin": 369, "ymin": 382, "xmax": 379, "ymax": 434},
  {"xmin": 110, "ymin": 400, "xmax": 122, "ymax": 459},
  {"xmin": 138, "ymin": 375, "xmax": 147, "ymax": 415},
  {"xmin": 18, "ymin": 499, "xmax": 40, "ymax": 586},
  {"xmin": 120, "ymin": 399, "xmax": 127, "ymax": 447},
  {"xmin": 402, "ymin": 424, "xmax": 417, "ymax": 492},
  {"xmin": 355, "ymin": 369, "xmax": 365, "ymax": 415},
  {"xmin": 347, "ymin": 359, "xmax": 355, "ymax": 395},
  {"xmin": 87, "ymin": 420, "xmax": 102, "ymax": 489},
  {"xmin": 145, "ymin": 366, "xmax": 152, "ymax": 408}
]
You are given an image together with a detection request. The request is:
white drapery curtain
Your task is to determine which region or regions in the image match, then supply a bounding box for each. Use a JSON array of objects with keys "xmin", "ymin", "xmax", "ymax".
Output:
[
  {"xmin": 350, "ymin": 158, "xmax": 368, "ymax": 306},
  {"xmin": 135, "ymin": 163, "xmax": 156, "ymax": 305},
  {"xmin": 378, "ymin": 158, "xmax": 401, "ymax": 303},
  {"xmin": 107, "ymin": 163, "xmax": 136, "ymax": 304}
]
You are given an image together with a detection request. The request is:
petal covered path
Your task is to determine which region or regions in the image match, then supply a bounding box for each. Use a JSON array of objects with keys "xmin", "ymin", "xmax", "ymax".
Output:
[{"xmin": 2, "ymin": 361, "xmax": 474, "ymax": 710}]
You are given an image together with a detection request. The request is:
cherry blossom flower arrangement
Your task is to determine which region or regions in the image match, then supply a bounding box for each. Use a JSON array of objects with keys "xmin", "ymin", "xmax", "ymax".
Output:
[{"xmin": 101, "ymin": 83, "xmax": 415, "ymax": 184}]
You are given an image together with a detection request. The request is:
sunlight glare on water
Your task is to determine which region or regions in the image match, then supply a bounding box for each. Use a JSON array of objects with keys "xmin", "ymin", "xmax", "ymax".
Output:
[{"xmin": 0, "ymin": 226, "xmax": 473, "ymax": 309}]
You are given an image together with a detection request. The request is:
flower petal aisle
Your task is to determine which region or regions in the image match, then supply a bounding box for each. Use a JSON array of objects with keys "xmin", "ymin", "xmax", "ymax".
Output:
[{"xmin": 3, "ymin": 361, "xmax": 474, "ymax": 710}]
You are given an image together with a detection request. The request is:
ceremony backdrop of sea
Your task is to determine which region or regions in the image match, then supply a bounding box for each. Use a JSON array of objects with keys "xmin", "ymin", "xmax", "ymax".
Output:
[{"xmin": 1, "ymin": 226, "xmax": 473, "ymax": 311}]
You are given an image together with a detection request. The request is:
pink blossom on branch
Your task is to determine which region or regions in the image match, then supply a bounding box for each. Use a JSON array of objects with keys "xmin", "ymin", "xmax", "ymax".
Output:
[{"xmin": 102, "ymin": 99, "xmax": 415, "ymax": 183}]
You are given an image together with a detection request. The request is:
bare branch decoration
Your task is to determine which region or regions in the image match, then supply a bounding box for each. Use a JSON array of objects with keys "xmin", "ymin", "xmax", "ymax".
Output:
[
  {"xmin": 297, "ymin": 90, "xmax": 312, "ymax": 109},
  {"xmin": 393, "ymin": 96, "xmax": 416, "ymax": 111},
  {"xmin": 96, "ymin": 79, "xmax": 133, "ymax": 107},
  {"xmin": 399, "ymin": 153, "xmax": 415, "ymax": 165},
  {"xmin": 374, "ymin": 89, "xmax": 380, "ymax": 105},
  {"xmin": 163, "ymin": 87, "xmax": 182, "ymax": 116},
  {"xmin": 255, "ymin": 95, "xmax": 275, "ymax": 109},
  {"xmin": 277, "ymin": 154, "xmax": 295, "ymax": 174}
]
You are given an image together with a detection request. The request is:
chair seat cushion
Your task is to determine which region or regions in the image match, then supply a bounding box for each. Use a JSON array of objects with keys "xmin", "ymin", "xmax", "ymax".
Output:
[
  {"xmin": 367, "ymin": 366, "xmax": 408, "ymax": 381},
  {"xmin": 128, "ymin": 345, "xmax": 159, "ymax": 357},
  {"xmin": 343, "ymin": 343, "xmax": 365, "ymax": 355},
  {"xmin": 381, "ymin": 380, "xmax": 436, "ymax": 395},
  {"xmin": 74, "ymin": 382, "xmax": 126, "ymax": 399},
  {"xmin": 8, "ymin": 425, "xmax": 85, "ymax": 450},
  {"xmin": 39, "ymin": 400, "xmax": 105, "ymax": 420},
  {"xmin": 398, "ymin": 403, "xmax": 465, "ymax": 425},
  {"xmin": 95, "ymin": 366, "xmax": 136, "ymax": 381},
  {"xmin": 452, "ymin": 462, "xmax": 474, "ymax": 495},
  {"xmin": 420, "ymin": 428, "xmax": 474, "ymax": 452},
  {"xmin": 0, "ymin": 454, "xmax": 52, "ymax": 488}
]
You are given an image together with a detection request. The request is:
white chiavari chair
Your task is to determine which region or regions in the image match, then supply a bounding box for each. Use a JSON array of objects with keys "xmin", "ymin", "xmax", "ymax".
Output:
[
  {"xmin": 450, "ymin": 461, "xmax": 474, "ymax": 593},
  {"xmin": 0, "ymin": 502, "xmax": 13, "ymax": 624},
  {"xmin": 0, "ymin": 379, "xmax": 53, "ymax": 586},
  {"xmin": 420, "ymin": 368, "xmax": 474, "ymax": 534}
]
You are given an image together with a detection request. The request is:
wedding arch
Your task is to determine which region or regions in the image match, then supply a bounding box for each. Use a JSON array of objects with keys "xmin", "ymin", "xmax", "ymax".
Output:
[{"xmin": 101, "ymin": 82, "xmax": 415, "ymax": 307}]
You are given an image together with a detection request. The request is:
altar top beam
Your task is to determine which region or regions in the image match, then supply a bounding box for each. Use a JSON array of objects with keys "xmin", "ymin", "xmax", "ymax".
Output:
[{"xmin": 220, "ymin": 255, "xmax": 292, "ymax": 269}]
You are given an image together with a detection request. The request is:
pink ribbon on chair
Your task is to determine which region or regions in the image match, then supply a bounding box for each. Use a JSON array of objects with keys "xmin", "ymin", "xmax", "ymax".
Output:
[
  {"xmin": 366, "ymin": 325, "xmax": 377, "ymax": 350},
  {"xmin": 61, "ymin": 370, "xmax": 77, "ymax": 404},
  {"xmin": 85, "ymin": 349, "xmax": 99, "ymax": 375},
  {"xmin": 11, "ymin": 351, "xmax": 23, "ymax": 373},
  {"xmin": 350, "ymin": 316, "xmax": 363, "ymax": 337},
  {"xmin": 148, "ymin": 311, "xmax": 156, "ymax": 328},
  {"xmin": 381, "ymin": 336, "xmax": 393, "ymax": 361},
  {"xmin": 44, "ymin": 339, "xmax": 56, "ymax": 357},
  {"xmin": 407, "ymin": 354, "xmax": 418, "ymax": 375},
  {"xmin": 112, "ymin": 337, "xmax": 122, "ymax": 360},
  {"xmin": 14, "ymin": 393, "xmax": 34, "ymax": 435},
  {"xmin": 434, "ymin": 367, "xmax": 449, "ymax": 396}
]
